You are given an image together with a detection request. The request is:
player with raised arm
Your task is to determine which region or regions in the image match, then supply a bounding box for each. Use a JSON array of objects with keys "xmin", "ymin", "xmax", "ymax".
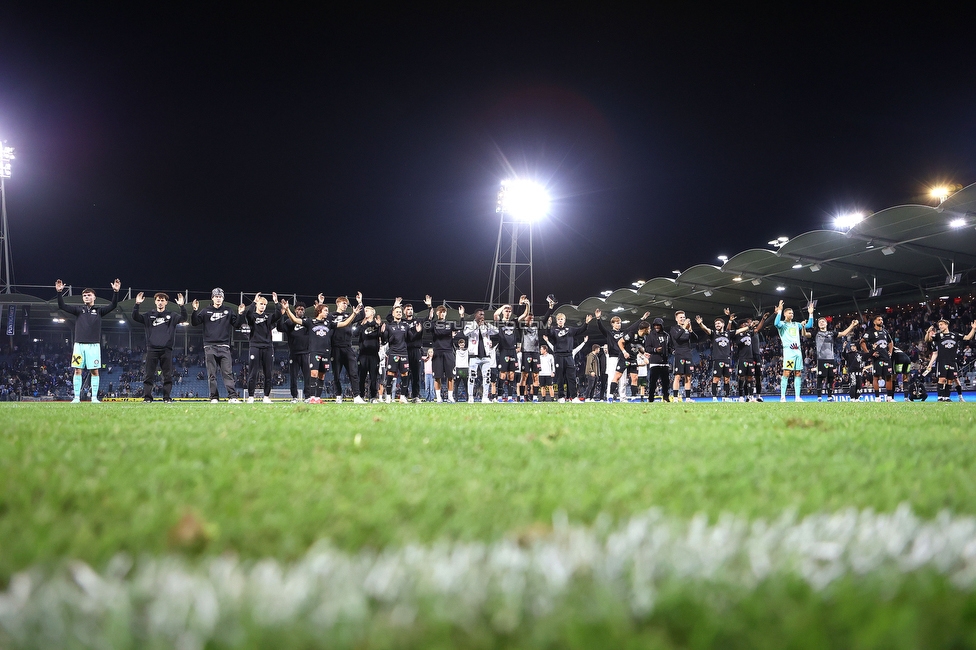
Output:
[
  {"xmin": 54, "ymin": 278, "xmax": 121, "ymax": 403},
  {"xmin": 427, "ymin": 296, "xmax": 464, "ymax": 403},
  {"xmin": 492, "ymin": 302, "xmax": 521, "ymax": 402},
  {"xmin": 804, "ymin": 317, "xmax": 858, "ymax": 401},
  {"xmin": 596, "ymin": 309, "xmax": 648, "ymax": 402},
  {"xmin": 924, "ymin": 318, "xmax": 976, "ymax": 402},
  {"xmin": 861, "ymin": 314, "xmax": 895, "ymax": 402},
  {"xmin": 132, "ymin": 291, "xmax": 187, "ymax": 403},
  {"xmin": 329, "ymin": 292, "xmax": 365, "ymax": 403},
  {"xmin": 670, "ymin": 311, "xmax": 698, "ymax": 402},
  {"xmin": 694, "ymin": 311, "xmax": 734, "ymax": 401},
  {"xmin": 518, "ymin": 295, "xmax": 552, "ymax": 402},
  {"xmin": 544, "ymin": 304, "xmax": 593, "ymax": 403},
  {"xmin": 728, "ymin": 312, "xmax": 756, "ymax": 401},
  {"xmin": 191, "ymin": 289, "xmax": 242, "ymax": 403},
  {"xmin": 240, "ymin": 292, "xmax": 282, "ymax": 403},
  {"xmin": 354, "ymin": 306, "xmax": 384, "ymax": 403},
  {"xmin": 618, "ymin": 321, "xmax": 651, "ymax": 400},
  {"xmin": 463, "ymin": 307, "xmax": 496, "ymax": 403},
  {"xmin": 382, "ymin": 304, "xmax": 423, "ymax": 403},
  {"xmin": 277, "ymin": 299, "xmax": 310, "ymax": 402},
  {"xmin": 774, "ymin": 300, "xmax": 814, "ymax": 402}
]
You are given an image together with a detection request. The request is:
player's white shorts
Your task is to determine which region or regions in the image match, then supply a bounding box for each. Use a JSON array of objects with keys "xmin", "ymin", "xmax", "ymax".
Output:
[{"xmin": 71, "ymin": 343, "xmax": 101, "ymax": 370}]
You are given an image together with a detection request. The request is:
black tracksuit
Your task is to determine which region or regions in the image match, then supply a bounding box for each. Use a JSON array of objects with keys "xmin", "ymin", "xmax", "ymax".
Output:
[
  {"xmin": 132, "ymin": 303, "xmax": 187, "ymax": 400},
  {"xmin": 278, "ymin": 311, "xmax": 311, "ymax": 399},
  {"xmin": 191, "ymin": 304, "xmax": 240, "ymax": 399},
  {"xmin": 329, "ymin": 309, "xmax": 364, "ymax": 398},
  {"xmin": 243, "ymin": 303, "xmax": 281, "ymax": 398},
  {"xmin": 57, "ymin": 291, "xmax": 119, "ymax": 343}
]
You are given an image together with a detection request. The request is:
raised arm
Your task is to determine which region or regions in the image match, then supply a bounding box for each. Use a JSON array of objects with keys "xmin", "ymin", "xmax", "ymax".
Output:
[
  {"xmin": 337, "ymin": 304, "xmax": 364, "ymax": 328},
  {"xmin": 964, "ymin": 320, "xmax": 976, "ymax": 341},
  {"xmin": 694, "ymin": 315, "xmax": 712, "ymax": 336},
  {"xmin": 839, "ymin": 319, "xmax": 858, "ymax": 338}
]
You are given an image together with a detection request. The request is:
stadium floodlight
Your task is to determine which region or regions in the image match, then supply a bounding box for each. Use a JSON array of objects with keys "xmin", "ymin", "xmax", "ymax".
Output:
[
  {"xmin": 775, "ymin": 286, "xmax": 786, "ymax": 292},
  {"xmin": 833, "ymin": 212, "xmax": 864, "ymax": 230},
  {"xmin": 496, "ymin": 179, "xmax": 549, "ymax": 222},
  {"xmin": 950, "ymin": 218, "xmax": 966, "ymax": 228},
  {"xmin": 631, "ymin": 280, "xmax": 645, "ymax": 288},
  {"xmin": 717, "ymin": 255, "xmax": 728, "ymax": 263},
  {"xmin": 1, "ymin": 142, "xmax": 14, "ymax": 293},
  {"xmin": 931, "ymin": 186, "xmax": 950, "ymax": 203},
  {"xmin": 792, "ymin": 263, "xmax": 803, "ymax": 269},
  {"xmin": 810, "ymin": 264, "xmax": 822, "ymax": 272},
  {"xmin": 732, "ymin": 276, "xmax": 743, "ymax": 282},
  {"xmin": 671, "ymin": 270, "xmax": 680, "ymax": 275},
  {"xmin": 600, "ymin": 290, "xmax": 612, "ymax": 297}
]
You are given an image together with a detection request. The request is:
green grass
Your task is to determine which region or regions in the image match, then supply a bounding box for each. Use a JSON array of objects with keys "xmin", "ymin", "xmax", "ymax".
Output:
[{"xmin": 2, "ymin": 402, "xmax": 976, "ymax": 648}]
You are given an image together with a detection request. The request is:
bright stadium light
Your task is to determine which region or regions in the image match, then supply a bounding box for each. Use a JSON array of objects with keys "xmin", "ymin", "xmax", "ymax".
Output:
[
  {"xmin": 1, "ymin": 141, "xmax": 14, "ymax": 293},
  {"xmin": 950, "ymin": 217, "xmax": 966, "ymax": 228},
  {"xmin": 775, "ymin": 286, "xmax": 786, "ymax": 292},
  {"xmin": 791, "ymin": 263, "xmax": 803, "ymax": 269},
  {"xmin": 717, "ymin": 255, "xmax": 728, "ymax": 263},
  {"xmin": 931, "ymin": 186, "xmax": 950, "ymax": 203},
  {"xmin": 600, "ymin": 290, "xmax": 613, "ymax": 297},
  {"xmin": 496, "ymin": 179, "xmax": 550, "ymax": 222},
  {"xmin": 632, "ymin": 280, "xmax": 645, "ymax": 288},
  {"xmin": 833, "ymin": 212, "xmax": 864, "ymax": 230}
]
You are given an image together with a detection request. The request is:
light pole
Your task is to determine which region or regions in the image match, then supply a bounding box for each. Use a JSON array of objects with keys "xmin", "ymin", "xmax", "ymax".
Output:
[
  {"xmin": 488, "ymin": 179, "xmax": 548, "ymax": 309},
  {"xmin": 0, "ymin": 142, "xmax": 14, "ymax": 294}
]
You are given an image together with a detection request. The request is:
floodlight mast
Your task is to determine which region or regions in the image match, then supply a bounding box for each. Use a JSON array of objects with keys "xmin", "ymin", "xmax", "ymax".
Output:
[
  {"xmin": 0, "ymin": 142, "xmax": 14, "ymax": 294},
  {"xmin": 488, "ymin": 180, "xmax": 548, "ymax": 309}
]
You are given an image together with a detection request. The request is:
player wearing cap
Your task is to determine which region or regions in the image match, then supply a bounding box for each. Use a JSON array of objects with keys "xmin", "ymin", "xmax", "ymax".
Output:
[
  {"xmin": 644, "ymin": 317, "xmax": 671, "ymax": 402},
  {"xmin": 191, "ymin": 288, "xmax": 242, "ymax": 403},
  {"xmin": 132, "ymin": 291, "xmax": 187, "ymax": 403},
  {"xmin": 54, "ymin": 278, "xmax": 121, "ymax": 403}
]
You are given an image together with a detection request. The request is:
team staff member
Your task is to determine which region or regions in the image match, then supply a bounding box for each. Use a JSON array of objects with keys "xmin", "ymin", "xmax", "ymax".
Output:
[
  {"xmin": 644, "ymin": 317, "xmax": 671, "ymax": 402},
  {"xmin": 861, "ymin": 314, "xmax": 894, "ymax": 402},
  {"xmin": 924, "ymin": 318, "xmax": 976, "ymax": 402},
  {"xmin": 463, "ymin": 308, "xmax": 496, "ymax": 403},
  {"xmin": 329, "ymin": 292, "xmax": 365, "ymax": 403},
  {"xmin": 191, "ymin": 288, "xmax": 242, "ymax": 403},
  {"xmin": 670, "ymin": 311, "xmax": 698, "ymax": 402},
  {"xmin": 277, "ymin": 300, "xmax": 311, "ymax": 402},
  {"xmin": 54, "ymin": 277, "xmax": 121, "ymax": 403},
  {"xmin": 240, "ymin": 292, "xmax": 282, "ymax": 403},
  {"xmin": 132, "ymin": 291, "xmax": 187, "ymax": 403}
]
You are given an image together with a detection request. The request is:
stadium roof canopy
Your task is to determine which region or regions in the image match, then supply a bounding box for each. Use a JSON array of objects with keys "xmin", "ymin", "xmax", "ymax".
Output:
[{"xmin": 560, "ymin": 182, "xmax": 976, "ymax": 323}]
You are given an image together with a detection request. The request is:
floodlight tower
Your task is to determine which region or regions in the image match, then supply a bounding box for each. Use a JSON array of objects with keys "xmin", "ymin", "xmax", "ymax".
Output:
[
  {"xmin": 488, "ymin": 179, "xmax": 548, "ymax": 309},
  {"xmin": 0, "ymin": 142, "xmax": 14, "ymax": 294}
]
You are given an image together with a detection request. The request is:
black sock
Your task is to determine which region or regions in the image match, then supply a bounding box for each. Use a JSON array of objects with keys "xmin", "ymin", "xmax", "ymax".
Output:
[{"xmin": 711, "ymin": 384, "xmax": 717, "ymax": 398}]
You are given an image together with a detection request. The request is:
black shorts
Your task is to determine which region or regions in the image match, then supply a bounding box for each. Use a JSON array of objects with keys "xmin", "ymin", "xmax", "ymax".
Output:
[
  {"xmin": 937, "ymin": 363, "xmax": 958, "ymax": 380},
  {"xmin": 309, "ymin": 353, "xmax": 331, "ymax": 373},
  {"xmin": 673, "ymin": 357, "xmax": 693, "ymax": 376},
  {"xmin": 539, "ymin": 376, "xmax": 553, "ymax": 387},
  {"xmin": 872, "ymin": 358, "xmax": 891, "ymax": 378},
  {"xmin": 817, "ymin": 359, "xmax": 836, "ymax": 375},
  {"xmin": 496, "ymin": 350, "xmax": 519, "ymax": 373},
  {"xmin": 711, "ymin": 360, "xmax": 731, "ymax": 378},
  {"xmin": 431, "ymin": 352, "xmax": 455, "ymax": 380},
  {"xmin": 522, "ymin": 353, "xmax": 539, "ymax": 374},
  {"xmin": 387, "ymin": 353, "xmax": 410, "ymax": 374},
  {"xmin": 736, "ymin": 359, "xmax": 755, "ymax": 376},
  {"xmin": 610, "ymin": 356, "xmax": 626, "ymax": 374}
]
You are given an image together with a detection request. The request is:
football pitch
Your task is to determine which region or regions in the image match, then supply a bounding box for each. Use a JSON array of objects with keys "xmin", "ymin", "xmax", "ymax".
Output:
[{"xmin": 2, "ymin": 401, "xmax": 976, "ymax": 649}]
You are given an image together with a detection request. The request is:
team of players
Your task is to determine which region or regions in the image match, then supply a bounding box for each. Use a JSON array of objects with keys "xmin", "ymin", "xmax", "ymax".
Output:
[{"xmin": 53, "ymin": 280, "xmax": 976, "ymax": 404}]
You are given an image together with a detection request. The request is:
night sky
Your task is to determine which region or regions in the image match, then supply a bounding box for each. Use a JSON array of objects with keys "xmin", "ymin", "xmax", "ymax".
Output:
[{"xmin": 2, "ymin": 5, "xmax": 974, "ymax": 308}]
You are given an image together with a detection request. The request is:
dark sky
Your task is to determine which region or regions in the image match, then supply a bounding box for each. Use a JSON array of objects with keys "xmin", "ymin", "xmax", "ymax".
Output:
[{"xmin": 2, "ymin": 5, "xmax": 974, "ymax": 307}]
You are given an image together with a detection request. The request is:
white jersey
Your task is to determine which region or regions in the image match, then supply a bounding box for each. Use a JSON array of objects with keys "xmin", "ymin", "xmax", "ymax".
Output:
[
  {"xmin": 539, "ymin": 354, "xmax": 555, "ymax": 377},
  {"xmin": 455, "ymin": 348, "xmax": 469, "ymax": 368}
]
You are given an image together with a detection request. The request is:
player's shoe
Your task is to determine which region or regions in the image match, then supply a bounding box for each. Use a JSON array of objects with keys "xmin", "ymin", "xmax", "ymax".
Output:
[
  {"xmin": 211, "ymin": 398, "xmax": 219, "ymax": 404},
  {"xmin": 92, "ymin": 398, "xmax": 102, "ymax": 404},
  {"xmin": 70, "ymin": 397, "xmax": 81, "ymax": 404},
  {"xmin": 229, "ymin": 398, "xmax": 241, "ymax": 404},
  {"xmin": 246, "ymin": 397, "xmax": 254, "ymax": 404},
  {"xmin": 336, "ymin": 396, "xmax": 342, "ymax": 404},
  {"xmin": 467, "ymin": 397, "xmax": 474, "ymax": 403},
  {"xmin": 481, "ymin": 396, "xmax": 491, "ymax": 403},
  {"xmin": 817, "ymin": 397, "xmax": 823, "ymax": 402},
  {"xmin": 353, "ymin": 396, "xmax": 366, "ymax": 404},
  {"xmin": 557, "ymin": 397, "xmax": 566, "ymax": 403},
  {"xmin": 143, "ymin": 396, "xmax": 154, "ymax": 403},
  {"xmin": 959, "ymin": 395, "xmax": 966, "ymax": 402},
  {"xmin": 262, "ymin": 396, "xmax": 272, "ymax": 404},
  {"xmin": 780, "ymin": 397, "xmax": 787, "ymax": 402},
  {"xmin": 435, "ymin": 394, "xmax": 443, "ymax": 403}
]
